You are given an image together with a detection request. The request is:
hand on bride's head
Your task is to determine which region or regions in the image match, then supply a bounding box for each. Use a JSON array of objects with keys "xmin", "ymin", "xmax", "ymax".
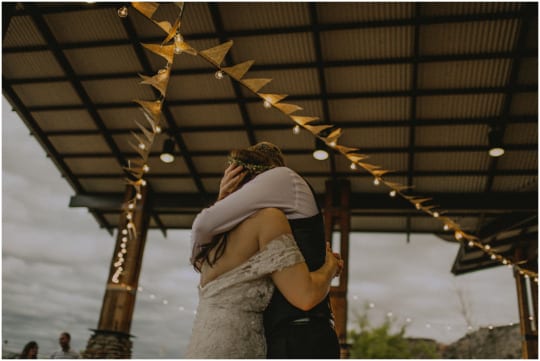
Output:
[{"xmin": 218, "ymin": 163, "xmax": 246, "ymax": 201}]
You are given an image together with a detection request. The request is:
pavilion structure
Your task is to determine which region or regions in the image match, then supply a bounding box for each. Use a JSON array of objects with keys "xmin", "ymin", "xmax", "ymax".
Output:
[{"xmin": 3, "ymin": 2, "xmax": 537, "ymax": 358}]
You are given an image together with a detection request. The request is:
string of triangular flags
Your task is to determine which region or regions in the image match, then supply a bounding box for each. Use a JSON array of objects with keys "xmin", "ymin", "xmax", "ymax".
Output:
[{"xmin": 119, "ymin": 2, "xmax": 537, "ymax": 283}]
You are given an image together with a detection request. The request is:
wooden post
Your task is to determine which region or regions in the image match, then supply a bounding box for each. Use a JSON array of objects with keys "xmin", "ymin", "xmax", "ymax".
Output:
[
  {"xmin": 84, "ymin": 184, "xmax": 151, "ymax": 358},
  {"xmin": 324, "ymin": 179, "xmax": 351, "ymax": 358},
  {"xmin": 514, "ymin": 246, "xmax": 538, "ymax": 359}
]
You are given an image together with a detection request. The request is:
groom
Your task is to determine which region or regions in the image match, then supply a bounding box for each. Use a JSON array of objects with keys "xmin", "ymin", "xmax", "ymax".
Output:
[{"xmin": 192, "ymin": 142, "xmax": 340, "ymax": 358}]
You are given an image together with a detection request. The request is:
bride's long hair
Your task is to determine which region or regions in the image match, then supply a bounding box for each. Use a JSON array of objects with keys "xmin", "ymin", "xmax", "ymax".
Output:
[{"xmin": 192, "ymin": 146, "xmax": 282, "ymax": 272}]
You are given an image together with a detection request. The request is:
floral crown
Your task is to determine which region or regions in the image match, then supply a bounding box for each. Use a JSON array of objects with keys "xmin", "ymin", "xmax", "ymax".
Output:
[{"xmin": 227, "ymin": 157, "xmax": 275, "ymax": 174}]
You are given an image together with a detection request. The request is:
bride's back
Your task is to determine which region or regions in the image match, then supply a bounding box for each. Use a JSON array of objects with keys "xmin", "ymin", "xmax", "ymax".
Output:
[{"xmin": 199, "ymin": 208, "xmax": 268, "ymax": 288}]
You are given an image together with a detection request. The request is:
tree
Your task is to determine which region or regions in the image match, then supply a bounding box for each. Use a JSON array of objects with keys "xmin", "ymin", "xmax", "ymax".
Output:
[{"xmin": 348, "ymin": 305, "xmax": 440, "ymax": 359}]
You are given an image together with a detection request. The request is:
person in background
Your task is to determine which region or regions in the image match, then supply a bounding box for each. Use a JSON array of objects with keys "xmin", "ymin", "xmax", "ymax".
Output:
[
  {"xmin": 19, "ymin": 341, "xmax": 38, "ymax": 359},
  {"xmin": 50, "ymin": 332, "xmax": 79, "ymax": 359},
  {"xmin": 191, "ymin": 141, "xmax": 342, "ymax": 358}
]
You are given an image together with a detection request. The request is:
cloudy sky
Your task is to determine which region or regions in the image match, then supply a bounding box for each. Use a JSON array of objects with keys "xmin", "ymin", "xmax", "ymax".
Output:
[{"xmin": 2, "ymin": 96, "xmax": 519, "ymax": 358}]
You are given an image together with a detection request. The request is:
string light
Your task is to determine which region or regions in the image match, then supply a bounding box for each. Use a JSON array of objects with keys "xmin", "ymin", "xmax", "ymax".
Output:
[
  {"xmin": 292, "ymin": 125, "xmax": 301, "ymax": 135},
  {"xmin": 126, "ymin": 2, "xmax": 538, "ymax": 284},
  {"xmin": 350, "ymin": 162, "xmax": 357, "ymax": 170},
  {"xmin": 117, "ymin": 5, "xmax": 128, "ymax": 18},
  {"xmin": 215, "ymin": 70, "xmax": 224, "ymax": 80},
  {"xmin": 174, "ymin": 33, "xmax": 183, "ymax": 54},
  {"xmin": 373, "ymin": 178, "xmax": 380, "ymax": 186}
]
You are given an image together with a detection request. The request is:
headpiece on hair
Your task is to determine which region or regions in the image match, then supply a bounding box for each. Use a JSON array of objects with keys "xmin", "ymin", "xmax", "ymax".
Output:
[
  {"xmin": 227, "ymin": 157, "xmax": 275, "ymax": 174},
  {"xmin": 248, "ymin": 141, "xmax": 285, "ymax": 166}
]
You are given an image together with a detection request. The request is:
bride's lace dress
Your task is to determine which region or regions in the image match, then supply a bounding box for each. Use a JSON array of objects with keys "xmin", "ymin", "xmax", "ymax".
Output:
[{"xmin": 185, "ymin": 233, "xmax": 304, "ymax": 358}]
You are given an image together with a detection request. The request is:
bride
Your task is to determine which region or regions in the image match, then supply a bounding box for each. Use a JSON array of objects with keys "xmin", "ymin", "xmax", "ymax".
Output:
[{"xmin": 186, "ymin": 148, "xmax": 342, "ymax": 358}]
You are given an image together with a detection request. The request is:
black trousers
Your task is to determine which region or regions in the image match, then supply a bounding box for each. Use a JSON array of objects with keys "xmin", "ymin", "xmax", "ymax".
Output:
[{"xmin": 266, "ymin": 318, "xmax": 340, "ymax": 359}]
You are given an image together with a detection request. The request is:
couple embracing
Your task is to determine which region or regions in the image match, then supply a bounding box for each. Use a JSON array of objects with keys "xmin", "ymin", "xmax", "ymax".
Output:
[{"xmin": 187, "ymin": 142, "xmax": 344, "ymax": 358}]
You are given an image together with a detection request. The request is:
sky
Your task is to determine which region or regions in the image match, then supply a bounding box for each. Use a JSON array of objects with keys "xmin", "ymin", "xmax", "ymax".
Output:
[{"xmin": 1, "ymin": 96, "xmax": 520, "ymax": 358}]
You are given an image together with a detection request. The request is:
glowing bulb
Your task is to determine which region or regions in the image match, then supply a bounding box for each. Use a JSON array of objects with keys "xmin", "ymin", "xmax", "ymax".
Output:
[
  {"xmin": 174, "ymin": 45, "xmax": 182, "ymax": 55},
  {"xmin": 292, "ymin": 125, "xmax": 301, "ymax": 135},
  {"xmin": 136, "ymin": 193, "xmax": 142, "ymax": 200},
  {"xmin": 128, "ymin": 203, "xmax": 134, "ymax": 209},
  {"xmin": 433, "ymin": 211, "xmax": 439, "ymax": 218},
  {"xmin": 126, "ymin": 212, "xmax": 132, "ymax": 220},
  {"xmin": 468, "ymin": 241, "xmax": 474, "ymax": 247},
  {"xmin": 491, "ymin": 254, "xmax": 497, "ymax": 260},
  {"xmin": 141, "ymin": 180, "xmax": 147, "ymax": 186},
  {"xmin": 121, "ymin": 237, "xmax": 127, "ymax": 243},
  {"xmin": 121, "ymin": 249, "xmax": 127, "ymax": 254},
  {"xmin": 328, "ymin": 140, "xmax": 337, "ymax": 147},
  {"xmin": 143, "ymin": 164, "xmax": 150, "ymax": 173},
  {"xmin": 484, "ymin": 244, "xmax": 491, "ymax": 250},
  {"xmin": 117, "ymin": 6, "xmax": 128, "ymax": 18},
  {"xmin": 455, "ymin": 231, "xmax": 463, "ymax": 240},
  {"xmin": 389, "ymin": 190, "xmax": 397, "ymax": 197},
  {"xmin": 120, "ymin": 243, "xmax": 126, "ymax": 249},
  {"xmin": 415, "ymin": 202, "xmax": 421, "ymax": 210},
  {"xmin": 122, "ymin": 229, "xmax": 128, "ymax": 235},
  {"xmin": 174, "ymin": 33, "xmax": 183, "ymax": 43},
  {"xmin": 534, "ymin": 277, "xmax": 538, "ymax": 283},
  {"xmin": 373, "ymin": 178, "xmax": 380, "ymax": 186},
  {"xmin": 155, "ymin": 126, "xmax": 162, "ymax": 134},
  {"xmin": 488, "ymin": 325, "xmax": 493, "ymax": 330},
  {"xmin": 215, "ymin": 70, "xmax": 224, "ymax": 80},
  {"xmin": 263, "ymin": 100, "xmax": 272, "ymax": 109},
  {"xmin": 443, "ymin": 224, "xmax": 450, "ymax": 231},
  {"xmin": 138, "ymin": 143, "xmax": 146, "ymax": 150},
  {"xmin": 502, "ymin": 259, "xmax": 508, "ymax": 265},
  {"xmin": 350, "ymin": 162, "xmax": 357, "ymax": 170}
]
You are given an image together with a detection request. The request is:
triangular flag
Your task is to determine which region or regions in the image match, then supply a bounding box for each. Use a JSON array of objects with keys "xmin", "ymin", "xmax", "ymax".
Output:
[
  {"xmin": 347, "ymin": 153, "xmax": 369, "ymax": 163},
  {"xmin": 290, "ymin": 115, "xmax": 319, "ymax": 126},
  {"xmin": 274, "ymin": 103, "xmax": 303, "ymax": 115},
  {"xmin": 176, "ymin": 39, "xmax": 197, "ymax": 56},
  {"xmin": 134, "ymin": 120, "xmax": 156, "ymax": 143},
  {"xmin": 132, "ymin": 2, "xmax": 159, "ymax": 20},
  {"xmin": 139, "ymin": 67, "xmax": 171, "ymax": 97},
  {"xmin": 134, "ymin": 99, "xmax": 162, "ymax": 119},
  {"xmin": 335, "ymin": 145, "xmax": 360, "ymax": 154},
  {"xmin": 199, "ymin": 41, "xmax": 233, "ymax": 67},
  {"xmin": 258, "ymin": 93, "xmax": 287, "ymax": 105},
  {"xmin": 358, "ymin": 162, "xmax": 383, "ymax": 172},
  {"xmin": 128, "ymin": 140, "xmax": 149, "ymax": 159},
  {"xmin": 222, "ymin": 60, "xmax": 254, "ymax": 80},
  {"xmin": 130, "ymin": 131, "xmax": 153, "ymax": 152},
  {"xmin": 384, "ymin": 181, "xmax": 412, "ymax": 191},
  {"xmin": 142, "ymin": 43, "xmax": 175, "ymax": 64},
  {"xmin": 372, "ymin": 169, "xmax": 391, "ymax": 177},
  {"xmin": 242, "ymin": 78, "xmax": 272, "ymax": 93},
  {"xmin": 324, "ymin": 127, "xmax": 342, "ymax": 144},
  {"xmin": 158, "ymin": 16, "xmax": 182, "ymax": 45},
  {"xmin": 304, "ymin": 124, "xmax": 333, "ymax": 136}
]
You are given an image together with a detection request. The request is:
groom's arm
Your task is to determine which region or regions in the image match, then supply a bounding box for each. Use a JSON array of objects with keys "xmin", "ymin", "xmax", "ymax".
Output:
[{"xmin": 191, "ymin": 167, "xmax": 297, "ymax": 255}]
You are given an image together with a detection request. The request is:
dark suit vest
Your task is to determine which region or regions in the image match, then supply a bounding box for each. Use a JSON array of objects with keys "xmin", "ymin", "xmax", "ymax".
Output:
[{"xmin": 263, "ymin": 210, "xmax": 334, "ymax": 334}]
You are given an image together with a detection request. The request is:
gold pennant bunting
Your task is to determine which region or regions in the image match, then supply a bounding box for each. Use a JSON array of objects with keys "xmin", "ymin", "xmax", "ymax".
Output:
[
  {"xmin": 335, "ymin": 145, "xmax": 360, "ymax": 154},
  {"xmin": 274, "ymin": 103, "xmax": 303, "ymax": 115},
  {"xmin": 347, "ymin": 153, "xmax": 370, "ymax": 162},
  {"xmin": 258, "ymin": 93, "xmax": 287, "ymax": 105},
  {"xmin": 139, "ymin": 67, "xmax": 171, "ymax": 97},
  {"xmin": 159, "ymin": 17, "xmax": 182, "ymax": 45},
  {"xmin": 304, "ymin": 124, "xmax": 334, "ymax": 136},
  {"xmin": 222, "ymin": 60, "xmax": 254, "ymax": 80},
  {"xmin": 131, "ymin": 2, "xmax": 159, "ymax": 20},
  {"xmin": 134, "ymin": 99, "xmax": 162, "ymax": 119},
  {"xmin": 290, "ymin": 115, "xmax": 320, "ymax": 126},
  {"xmin": 199, "ymin": 41, "xmax": 234, "ymax": 67},
  {"xmin": 128, "ymin": 140, "xmax": 148, "ymax": 158},
  {"xmin": 134, "ymin": 120, "xmax": 156, "ymax": 143},
  {"xmin": 176, "ymin": 39, "xmax": 198, "ymax": 56},
  {"xmin": 383, "ymin": 181, "xmax": 412, "ymax": 191},
  {"xmin": 241, "ymin": 78, "xmax": 272, "ymax": 93},
  {"xmin": 325, "ymin": 127, "xmax": 342, "ymax": 144},
  {"xmin": 372, "ymin": 169, "xmax": 391, "ymax": 177},
  {"xmin": 142, "ymin": 43, "xmax": 175, "ymax": 64},
  {"xmin": 358, "ymin": 162, "xmax": 383, "ymax": 172},
  {"xmin": 130, "ymin": 131, "xmax": 153, "ymax": 154}
]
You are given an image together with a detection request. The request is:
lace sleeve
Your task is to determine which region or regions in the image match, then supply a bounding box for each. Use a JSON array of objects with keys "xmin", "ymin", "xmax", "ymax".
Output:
[{"xmin": 253, "ymin": 233, "xmax": 305, "ymax": 275}]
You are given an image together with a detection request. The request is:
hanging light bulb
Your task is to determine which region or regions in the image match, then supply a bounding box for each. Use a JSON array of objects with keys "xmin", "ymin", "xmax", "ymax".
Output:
[
  {"xmin": 155, "ymin": 126, "xmax": 162, "ymax": 134},
  {"xmin": 468, "ymin": 240, "xmax": 474, "ymax": 247},
  {"xmin": 117, "ymin": 5, "xmax": 128, "ymax": 18},
  {"xmin": 215, "ymin": 70, "xmax": 224, "ymax": 80},
  {"xmin": 373, "ymin": 178, "xmax": 380, "ymax": 186},
  {"xmin": 415, "ymin": 202, "xmax": 421, "ymax": 210},
  {"xmin": 433, "ymin": 211, "xmax": 439, "ymax": 218},
  {"xmin": 389, "ymin": 190, "xmax": 397, "ymax": 197},
  {"xmin": 455, "ymin": 231, "xmax": 463, "ymax": 240},
  {"xmin": 484, "ymin": 244, "xmax": 491, "ymax": 250},
  {"xmin": 292, "ymin": 125, "xmax": 301, "ymax": 135},
  {"xmin": 443, "ymin": 224, "xmax": 450, "ymax": 231},
  {"xmin": 142, "ymin": 164, "xmax": 150, "ymax": 173},
  {"xmin": 312, "ymin": 139, "xmax": 329, "ymax": 161},
  {"xmin": 160, "ymin": 138, "xmax": 176, "ymax": 163},
  {"xmin": 138, "ymin": 143, "xmax": 146, "ymax": 150},
  {"xmin": 328, "ymin": 140, "xmax": 337, "ymax": 147},
  {"xmin": 350, "ymin": 162, "xmax": 357, "ymax": 170},
  {"xmin": 263, "ymin": 100, "xmax": 272, "ymax": 109},
  {"xmin": 488, "ymin": 127, "xmax": 505, "ymax": 157}
]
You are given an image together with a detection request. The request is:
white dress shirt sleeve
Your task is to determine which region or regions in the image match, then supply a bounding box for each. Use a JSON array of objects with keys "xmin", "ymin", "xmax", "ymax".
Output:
[{"xmin": 190, "ymin": 167, "xmax": 318, "ymax": 259}]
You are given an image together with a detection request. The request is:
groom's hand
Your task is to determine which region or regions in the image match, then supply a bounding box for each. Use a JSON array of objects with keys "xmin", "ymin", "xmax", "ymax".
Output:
[{"xmin": 218, "ymin": 163, "xmax": 246, "ymax": 201}]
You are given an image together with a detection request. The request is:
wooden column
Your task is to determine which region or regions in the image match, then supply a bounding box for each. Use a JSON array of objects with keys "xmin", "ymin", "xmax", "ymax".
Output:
[
  {"xmin": 324, "ymin": 179, "xmax": 351, "ymax": 358},
  {"xmin": 514, "ymin": 245, "xmax": 538, "ymax": 359},
  {"xmin": 84, "ymin": 184, "xmax": 151, "ymax": 358}
]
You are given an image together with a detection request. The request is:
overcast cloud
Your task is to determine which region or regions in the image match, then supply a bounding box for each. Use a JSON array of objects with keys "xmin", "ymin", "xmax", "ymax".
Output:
[{"xmin": 2, "ymin": 97, "xmax": 519, "ymax": 358}]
